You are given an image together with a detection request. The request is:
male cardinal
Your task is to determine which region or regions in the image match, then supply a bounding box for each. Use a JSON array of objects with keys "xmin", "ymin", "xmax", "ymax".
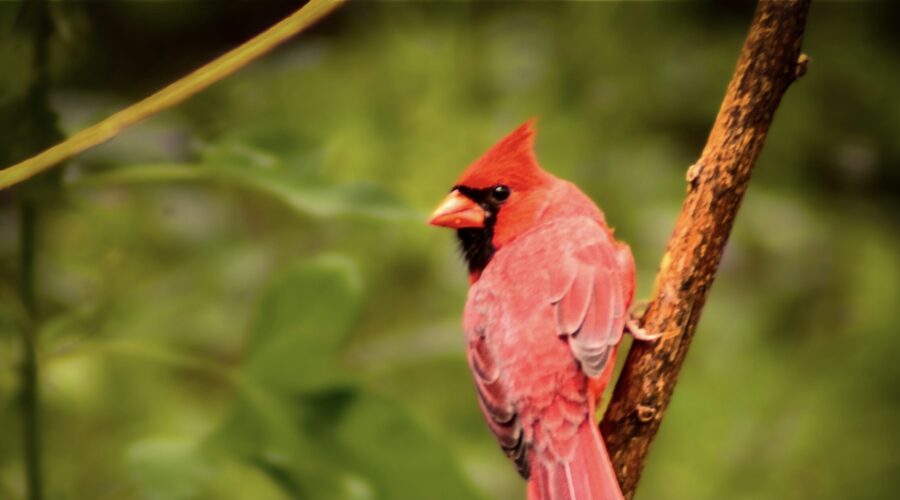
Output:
[{"xmin": 429, "ymin": 121, "xmax": 656, "ymax": 500}]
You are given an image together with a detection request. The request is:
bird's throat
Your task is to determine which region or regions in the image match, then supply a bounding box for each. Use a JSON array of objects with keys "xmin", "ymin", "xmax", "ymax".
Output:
[{"xmin": 457, "ymin": 225, "xmax": 495, "ymax": 277}]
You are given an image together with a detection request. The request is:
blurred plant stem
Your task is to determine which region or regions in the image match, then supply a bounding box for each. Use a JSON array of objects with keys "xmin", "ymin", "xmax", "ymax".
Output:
[
  {"xmin": 19, "ymin": 203, "xmax": 41, "ymax": 500},
  {"xmin": 0, "ymin": 0, "xmax": 344, "ymax": 191},
  {"xmin": 15, "ymin": 0, "xmax": 59, "ymax": 498}
]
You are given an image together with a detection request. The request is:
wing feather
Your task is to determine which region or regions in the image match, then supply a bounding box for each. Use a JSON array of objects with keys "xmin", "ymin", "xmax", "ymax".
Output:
[
  {"xmin": 552, "ymin": 240, "xmax": 629, "ymax": 378},
  {"xmin": 465, "ymin": 291, "xmax": 530, "ymax": 477}
]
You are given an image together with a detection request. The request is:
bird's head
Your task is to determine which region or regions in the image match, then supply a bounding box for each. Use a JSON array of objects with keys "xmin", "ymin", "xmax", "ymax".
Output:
[{"xmin": 429, "ymin": 120, "xmax": 554, "ymax": 279}]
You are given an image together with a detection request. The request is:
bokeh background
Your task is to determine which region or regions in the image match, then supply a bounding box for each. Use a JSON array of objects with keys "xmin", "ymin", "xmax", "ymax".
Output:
[{"xmin": 1, "ymin": 2, "xmax": 898, "ymax": 499}]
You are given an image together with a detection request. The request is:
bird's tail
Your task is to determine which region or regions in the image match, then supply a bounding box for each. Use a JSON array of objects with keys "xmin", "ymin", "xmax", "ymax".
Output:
[{"xmin": 527, "ymin": 421, "xmax": 624, "ymax": 500}]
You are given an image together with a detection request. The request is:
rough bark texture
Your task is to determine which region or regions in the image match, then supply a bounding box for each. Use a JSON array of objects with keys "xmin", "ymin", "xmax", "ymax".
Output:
[{"xmin": 599, "ymin": 2, "xmax": 812, "ymax": 498}]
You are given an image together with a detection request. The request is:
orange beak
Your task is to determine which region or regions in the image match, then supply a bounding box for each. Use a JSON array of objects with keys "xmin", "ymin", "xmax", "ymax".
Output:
[{"xmin": 428, "ymin": 190, "xmax": 485, "ymax": 229}]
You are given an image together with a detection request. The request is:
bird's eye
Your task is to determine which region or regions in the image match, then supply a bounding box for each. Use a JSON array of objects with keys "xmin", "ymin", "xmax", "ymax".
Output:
[{"xmin": 491, "ymin": 185, "xmax": 511, "ymax": 202}]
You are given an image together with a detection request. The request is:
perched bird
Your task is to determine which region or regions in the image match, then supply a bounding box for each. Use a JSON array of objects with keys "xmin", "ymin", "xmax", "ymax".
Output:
[{"xmin": 429, "ymin": 121, "xmax": 656, "ymax": 500}]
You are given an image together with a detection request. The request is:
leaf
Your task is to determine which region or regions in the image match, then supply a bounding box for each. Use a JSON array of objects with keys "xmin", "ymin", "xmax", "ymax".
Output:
[
  {"xmin": 127, "ymin": 438, "xmax": 212, "ymax": 500},
  {"xmin": 74, "ymin": 160, "xmax": 419, "ymax": 221},
  {"xmin": 210, "ymin": 384, "xmax": 359, "ymax": 500},
  {"xmin": 206, "ymin": 255, "xmax": 485, "ymax": 500},
  {"xmin": 203, "ymin": 129, "xmax": 418, "ymax": 220},
  {"xmin": 72, "ymin": 124, "xmax": 420, "ymax": 221},
  {"xmin": 330, "ymin": 391, "xmax": 486, "ymax": 500},
  {"xmin": 200, "ymin": 126, "xmax": 319, "ymax": 170},
  {"xmin": 220, "ymin": 165, "xmax": 416, "ymax": 221},
  {"xmin": 213, "ymin": 385, "xmax": 485, "ymax": 500},
  {"xmin": 245, "ymin": 255, "xmax": 361, "ymax": 392}
]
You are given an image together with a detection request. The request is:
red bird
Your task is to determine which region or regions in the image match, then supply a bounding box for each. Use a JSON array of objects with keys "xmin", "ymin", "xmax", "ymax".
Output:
[{"xmin": 429, "ymin": 121, "xmax": 656, "ymax": 500}]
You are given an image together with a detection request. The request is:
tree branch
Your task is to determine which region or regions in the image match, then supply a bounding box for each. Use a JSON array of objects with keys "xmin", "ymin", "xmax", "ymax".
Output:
[
  {"xmin": 0, "ymin": 0, "xmax": 343, "ymax": 191},
  {"xmin": 600, "ymin": 2, "xmax": 812, "ymax": 498}
]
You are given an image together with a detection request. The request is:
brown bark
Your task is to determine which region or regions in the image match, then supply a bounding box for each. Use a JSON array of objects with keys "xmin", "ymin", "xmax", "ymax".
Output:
[{"xmin": 600, "ymin": 1, "xmax": 812, "ymax": 498}]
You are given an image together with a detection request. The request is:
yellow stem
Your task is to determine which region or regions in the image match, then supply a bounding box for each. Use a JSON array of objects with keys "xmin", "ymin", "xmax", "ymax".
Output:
[{"xmin": 0, "ymin": 0, "xmax": 344, "ymax": 191}]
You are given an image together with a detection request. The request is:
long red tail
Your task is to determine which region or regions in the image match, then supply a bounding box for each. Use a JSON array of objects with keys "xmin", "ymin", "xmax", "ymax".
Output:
[{"xmin": 527, "ymin": 421, "xmax": 624, "ymax": 500}]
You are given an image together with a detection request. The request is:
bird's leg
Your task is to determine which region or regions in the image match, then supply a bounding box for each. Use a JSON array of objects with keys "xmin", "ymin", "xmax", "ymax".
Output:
[{"xmin": 625, "ymin": 301, "xmax": 663, "ymax": 342}]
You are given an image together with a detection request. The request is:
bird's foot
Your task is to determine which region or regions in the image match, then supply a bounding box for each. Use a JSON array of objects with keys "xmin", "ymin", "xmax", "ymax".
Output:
[
  {"xmin": 625, "ymin": 301, "xmax": 663, "ymax": 342},
  {"xmin": 626, "ymin": 318, "xmax": 662, "ymax": 341}
]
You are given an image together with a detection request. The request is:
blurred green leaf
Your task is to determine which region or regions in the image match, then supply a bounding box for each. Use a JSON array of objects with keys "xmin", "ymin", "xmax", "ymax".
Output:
[
  {"xmin": 329, "ymin": 391, "xmax": 485, "ymax": 500},
  {"xmin": 127, "ymin": 438, "xmax": 212, "ymax": 500},
  {"xmin": 207, "ymin": 256, "xmax": 484, "ymax": 499},
  {"xmin": 246, "ymin": 255, "xmax": 361, "ymax": 391},
  {"xmin": 215, "ymin": 165, "xmax": 418, "ymax": 221},
  {"xmin": 213, "ymin": 386, "xmax": 486, "ymax": 500},
  {"xmin": 75, "ymin": 161, "xmax": 419, "ymax": 221}
]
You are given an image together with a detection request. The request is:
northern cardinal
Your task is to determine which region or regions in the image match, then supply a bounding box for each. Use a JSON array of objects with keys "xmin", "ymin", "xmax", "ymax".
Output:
[{"xmin": 429, "ymin": 121, "xmax": 655, "ymax": 500}]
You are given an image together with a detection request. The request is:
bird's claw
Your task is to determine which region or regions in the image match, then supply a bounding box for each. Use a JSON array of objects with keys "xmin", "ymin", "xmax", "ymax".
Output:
[{"xmin": 626, "ymin": 317, "xmax": 662, "ymax": 341}]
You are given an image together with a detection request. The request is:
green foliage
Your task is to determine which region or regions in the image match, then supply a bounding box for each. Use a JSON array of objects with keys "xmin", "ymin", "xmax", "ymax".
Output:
[
  {"xmin": 244, "ymin": 257, "xmax": 360, "ymax": 389},
  {"xmin": 211, "ymin": 258, "xmax": 481, "ymax": 500},
  {"xmin": 127, "ymin": 438, "xmax": 213, "ymax": 500}
]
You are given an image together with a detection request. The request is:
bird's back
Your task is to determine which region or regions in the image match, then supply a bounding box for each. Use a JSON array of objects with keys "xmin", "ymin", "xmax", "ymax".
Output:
[{"xmin": 464, "ymin": 209, "xmax": 633, "ymax": 466}]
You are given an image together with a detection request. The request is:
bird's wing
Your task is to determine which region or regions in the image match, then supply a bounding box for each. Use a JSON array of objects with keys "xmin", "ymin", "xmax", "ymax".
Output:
[
  {"xmin": 464, "ymin": 285, "xmax": 531, "ymax": 477},
  {"xmin": 549, "ymin": 226, "xmax": 630, "ymax": 378}
]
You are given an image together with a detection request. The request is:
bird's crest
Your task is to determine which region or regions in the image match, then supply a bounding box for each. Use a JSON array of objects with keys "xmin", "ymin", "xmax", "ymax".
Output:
[{"xmin": 456, "ymin": 119, "xmax": 546, "ymax": 190}]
